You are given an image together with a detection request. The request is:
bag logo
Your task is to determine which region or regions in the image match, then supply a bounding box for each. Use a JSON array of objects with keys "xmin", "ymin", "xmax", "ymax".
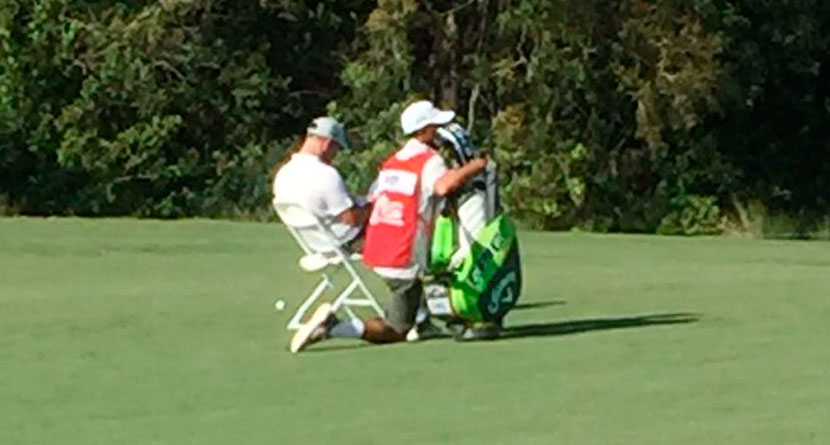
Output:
[{"xmin": 487, "ymin": 271, "xmax": 517, "ymax": 315}]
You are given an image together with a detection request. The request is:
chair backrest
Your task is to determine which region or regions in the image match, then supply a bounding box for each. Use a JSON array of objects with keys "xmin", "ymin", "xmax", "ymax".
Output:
[{"xmin": 273, "ymin": 201, "xmax": 341, "ymax": 255}]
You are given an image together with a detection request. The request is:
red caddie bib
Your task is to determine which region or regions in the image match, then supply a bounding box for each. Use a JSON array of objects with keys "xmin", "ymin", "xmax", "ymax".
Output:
[{"xmin": 363, "ymin": 148, "xmax": 436, "ymax": 268}]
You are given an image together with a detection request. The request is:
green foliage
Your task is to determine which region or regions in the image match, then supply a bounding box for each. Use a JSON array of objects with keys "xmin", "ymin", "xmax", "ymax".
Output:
[
  {"xmin": 334, "ymin": 0, "xmax": 725, "ymax": 231},
  {"xmin": 710, "ymin": 0, "xmax": 830, "ymax": 215},
  {"xmin": 1, "ymin": 0, "xmax": 828, "ymax": 233},
  {"xmin": 658, "ymin": 195, "xmax": 726, "ymax": 236},
  {"xmin": 50, "ymin": 1, "xmax": 282, "ymax": 216},
  {"xmin": 0, "ymin": 0, "xmax": 367, "ymax": 217}
]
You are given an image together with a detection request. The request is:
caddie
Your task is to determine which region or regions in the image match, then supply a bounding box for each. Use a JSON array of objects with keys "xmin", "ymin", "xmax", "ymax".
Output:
[{"xmin": 290, "ymin": 100, "xmax": 487, "ymax": 352}]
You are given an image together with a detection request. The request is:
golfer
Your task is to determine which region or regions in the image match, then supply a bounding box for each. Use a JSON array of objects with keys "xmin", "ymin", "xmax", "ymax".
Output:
[
  {"xmin": 272, "ymin": 117, "xmax": 368, "ymax": 250},
  {"xmin": 291, "ymin": 100, "xmax": 487, "ymax": 352}
]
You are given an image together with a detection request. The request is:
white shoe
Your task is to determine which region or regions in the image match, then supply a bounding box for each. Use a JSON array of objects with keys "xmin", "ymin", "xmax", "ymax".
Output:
[
  {"xmin": 455, "ymin": 321, "xmax": 501, "ymax": 342},
  {"xmin": 290, "ymin": 303, "xmax": 334, "ymax": 353},
  {"xmin": 406, "ymin": 320, "xmax": 444, "ymax": 342}
]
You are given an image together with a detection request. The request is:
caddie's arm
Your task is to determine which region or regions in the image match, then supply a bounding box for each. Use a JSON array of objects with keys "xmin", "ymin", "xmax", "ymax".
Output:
[{"xmin": 434, "ymin": 157, "xmax": 488, "ymax": 197}]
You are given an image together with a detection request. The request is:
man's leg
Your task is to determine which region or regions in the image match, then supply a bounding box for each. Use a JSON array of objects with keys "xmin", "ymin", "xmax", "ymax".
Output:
[
  {"xmin": 362, "ymin": 277, "xmax": 422, "ymax": 343},
  {"xmin": 289, "ymin": 278, "xmax": 422, "ymax": 352}
]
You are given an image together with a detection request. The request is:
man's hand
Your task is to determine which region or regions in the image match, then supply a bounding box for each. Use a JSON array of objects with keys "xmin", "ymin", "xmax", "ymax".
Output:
[
  {"xmin": 338, "ymin": 202, "xmax": 370, "ymax": 228},
  {"xmin": 434, "ymin": 157, "xmax": 488, "ymax": 197}
]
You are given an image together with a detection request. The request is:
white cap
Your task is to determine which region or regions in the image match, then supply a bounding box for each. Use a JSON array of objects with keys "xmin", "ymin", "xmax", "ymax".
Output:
[
  {"xmin": 400, "ymin": 100, "xmax": 456, "ymax": 135},
  {"xmin": 307, "ymin": 116, "xmax": 350, "ymax": 150}
]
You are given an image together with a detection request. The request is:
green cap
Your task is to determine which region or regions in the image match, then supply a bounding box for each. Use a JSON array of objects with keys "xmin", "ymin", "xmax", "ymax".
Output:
[{"xmin": 307, "ymin": 117, "xmax": 350, "ymax": 150}]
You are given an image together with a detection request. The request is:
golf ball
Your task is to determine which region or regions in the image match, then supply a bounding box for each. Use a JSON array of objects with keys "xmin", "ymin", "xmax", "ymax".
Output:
[{"xmin": 274, "ymin": 300, "xmax": 286, "ymax": 311}]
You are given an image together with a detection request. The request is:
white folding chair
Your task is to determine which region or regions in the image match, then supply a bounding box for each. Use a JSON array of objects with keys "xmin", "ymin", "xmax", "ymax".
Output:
[{"xmin": 273, "ymin": 201, "xmax": 384, "ymax": 331}]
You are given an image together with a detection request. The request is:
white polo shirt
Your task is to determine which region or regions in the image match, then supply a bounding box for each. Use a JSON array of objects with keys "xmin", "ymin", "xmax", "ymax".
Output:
[
  {"xmin": 272, "ymin": 153, "xmax": 361, "ymax": 245},
  {"xmin": 371, "ymin": 139, "xmax": 448, "ymax": 280}
]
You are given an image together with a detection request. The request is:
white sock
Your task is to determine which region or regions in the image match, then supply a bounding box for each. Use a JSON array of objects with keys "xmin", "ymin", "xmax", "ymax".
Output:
[{"xmin": 328, "ymin": 319, "xmax": 365, "ymax": 339}]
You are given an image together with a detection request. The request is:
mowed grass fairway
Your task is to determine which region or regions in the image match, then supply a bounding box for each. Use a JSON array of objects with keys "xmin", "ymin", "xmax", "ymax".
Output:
[{"xmin": 1, "ymin": 218, "xmax": 828, "ymax": 444}]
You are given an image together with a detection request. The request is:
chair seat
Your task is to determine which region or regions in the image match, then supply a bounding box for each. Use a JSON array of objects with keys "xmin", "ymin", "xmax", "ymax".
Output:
[
  {"xmin": 299, "ymin": 253, "xmax": 336, "ymax": 272},
  {"xmin": 298, "ymin": 252, "xmax": 364, "ymax": 273},
  {"xmin": 300, "ymin": 253, "xmax": 363, "ymax": 273}
]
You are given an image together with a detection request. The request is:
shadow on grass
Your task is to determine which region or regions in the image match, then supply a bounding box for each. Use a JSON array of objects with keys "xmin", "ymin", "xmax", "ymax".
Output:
[
  {"xmin": 512, "ymin": 300, "xmax": 567, "ymax": 311},
  {"xmin": 303, "ymin": 312, "xmax": 700, "ymax": 353},
  {"xmin": 500, "ymin": 312, "xmax": 700, "ymax": 340},
  {"xmin": 305, "ymin": 342, "xmax": 375, "ymax": 354}
]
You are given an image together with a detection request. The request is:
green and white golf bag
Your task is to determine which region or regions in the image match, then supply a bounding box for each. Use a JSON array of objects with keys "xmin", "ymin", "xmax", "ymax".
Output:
[{"xmin": 424, "ymin": 124, "xmax": 522, "ymax": 325}]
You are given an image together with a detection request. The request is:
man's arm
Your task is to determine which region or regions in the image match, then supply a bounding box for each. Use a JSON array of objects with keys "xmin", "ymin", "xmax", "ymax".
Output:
[
  {"xmin": 337, "ymin": 202, "xmax": 370, "ymax": 227},
  {"xmin": 433, "ymin": 158, "xmax": 488, "ymax": 197},
  {"xmin": 323, "ymin": 169, "xmax": 369, "ymax": 229}
]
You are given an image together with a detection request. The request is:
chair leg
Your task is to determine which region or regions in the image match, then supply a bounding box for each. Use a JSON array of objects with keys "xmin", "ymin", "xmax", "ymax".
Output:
[
  {"xmin": 342, "ymin": 304, "xmax": 360, "ymax": 322},
  {"xmin": 287, "ymin": 274, "xmax": 334, "ymax": 331},
  {"xmin": 339, "ymin": 261, "xmax": 385, "ymax": 318},
  {"xmin": 331, "ymin": 280, "xmax": 360, "ymax": 313},
  {"xmin": 331, "ymin": 278, "xmax": 385, "ymax": 320},
  {"xmin": 356, "ymin": 279, "xmax": 385, "ymax": 317},
  {"xmin": 284, "ymin": 267, "xmax": 385, "ymax": 331}
]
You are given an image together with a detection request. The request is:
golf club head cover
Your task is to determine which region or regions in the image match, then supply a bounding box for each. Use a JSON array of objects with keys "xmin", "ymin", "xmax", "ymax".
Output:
[{"xmin": 437, "ymin": 123, "xmax": 480, "ymax": 164}]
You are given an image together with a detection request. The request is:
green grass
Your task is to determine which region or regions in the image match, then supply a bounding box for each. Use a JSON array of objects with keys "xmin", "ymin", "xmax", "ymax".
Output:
[{"xmin": 1, "ymin": 217, "xmax": 828, "ymax": 444}]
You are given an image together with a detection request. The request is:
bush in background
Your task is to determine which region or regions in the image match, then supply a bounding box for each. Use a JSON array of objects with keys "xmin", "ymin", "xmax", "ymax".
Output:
[{"xmin": 1, "ymin": 0, "xmax": 828, "ymax": 235}]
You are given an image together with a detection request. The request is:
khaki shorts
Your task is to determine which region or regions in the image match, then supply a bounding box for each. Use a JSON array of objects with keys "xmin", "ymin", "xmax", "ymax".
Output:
[{"xmin": 383, "ymin": 277, "xmax": 423, "ymax": 334}]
